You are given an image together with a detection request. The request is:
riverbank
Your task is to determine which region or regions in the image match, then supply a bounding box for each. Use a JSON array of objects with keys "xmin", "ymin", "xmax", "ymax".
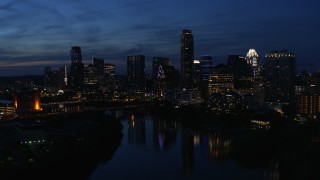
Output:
[{"xmin": 0, "ymin": 111, "xmax": 123, "ymax": 179}]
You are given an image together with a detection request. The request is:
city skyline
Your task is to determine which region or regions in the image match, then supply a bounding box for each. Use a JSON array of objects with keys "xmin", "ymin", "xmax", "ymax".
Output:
[{"xmin": 0, "ymin": 0, "xmax": 320, "ymax": 76}]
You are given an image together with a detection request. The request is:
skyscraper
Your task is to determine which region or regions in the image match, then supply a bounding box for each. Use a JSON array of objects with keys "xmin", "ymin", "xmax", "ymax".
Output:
[
  {"xmin": 127, "ymin": 55, "xmax": 145, "ymax": 91},
  {"xmin": 152, "ymin": 57, "xmax": 171, "ymax": 81},
  {"xmin": 227, "ymin": 55, "xmax": 253, "ymax": 91},
  {"xmin": 152, "ymin": 57, "xmax": 171, "ymax": 97},
  {"xmin": 44, "ymin": 66, "xmax": 66, "ymax": 89},
  {"xmin": 104, "ymin": 63, "xmax": 116, "ymax": 94},
  {"xmin": 245, "ymin": 49, "xmax": 260, "ymax": 77},
  {"xmin": 70, "ymin": 46, "xmax": 82, "ymax": 64},
  {"xmin": 208, "ymin": 63, "xmax": 234, "ymax": 94},
  {"xmin": 181, "ymin": 29, "xmax": 194, "ymax": 89},
  {"xmin": 200, "ymin": 55, "xmax": 213, "ymax": 82},
  {"xmin": 200, "ymin": 55, "xmax": 214, "ymax": 98},
  {"xmin": 245, "ymin": 49, "xmax": 264, "ymax": 104},
  {"xmin": 264, "ymin": 50, "xmax": 295, "ymax": 105},
  {"xmin": 92, "ymin": 57, "xmax": 105, "ymax": 76},
  {"xmin": 69, "ymin": 46, "xmax": 84, "ymax": 91}
]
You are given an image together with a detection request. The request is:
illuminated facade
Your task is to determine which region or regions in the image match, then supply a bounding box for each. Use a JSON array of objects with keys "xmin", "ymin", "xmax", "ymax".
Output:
[
  {"xmin": 14, "ymin": 90, "xmax": 41, "ymax": 115},
  {"xmin": 245, "ymin": 49, "xmax": 260, "ymax": 76},
  {"xmin": 84, "ymin": 57, "xmax": 105, "ymax": 92},
  {"xmin": 208, "ymin": 64, "xmax": 234, "ymax": 94},
  {"xmin": 245, "ymin": 49, "xmax": 264, "ymax": 104},
  {"xmin": 297, "ymin": 94, "xmax": 320, "ymax": 118},
  {"xmin": 0, "ymin": 101, "xmax": 16, "ymax": 120},
  {"xmin": 105, "ymin": 63, "xmax": 115, "ymax": 76},
  {"xmin": 152, "ymin": 57, "xmax": 172, "ymax": 96},
  {"xmin": 193, "ymin": 60, "xmax": 202, "ymax": 89},
  {"xmin": 181, "ymin": 29, "xmax": 194, "ymax": 89},
  {"xmin": 208, "ymin": 92, "xmax": 242, "ymax": 114}
]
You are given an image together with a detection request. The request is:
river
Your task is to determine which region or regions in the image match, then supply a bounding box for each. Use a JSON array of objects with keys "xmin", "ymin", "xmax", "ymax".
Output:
[{"xmin": 89, "ymin": 112, "xmax": 280, "ymax": 180}]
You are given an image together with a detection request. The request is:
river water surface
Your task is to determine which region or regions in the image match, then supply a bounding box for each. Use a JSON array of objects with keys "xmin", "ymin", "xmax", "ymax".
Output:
[{"xmin": 89, "ymin": 113, "xmax": 279, "ymax": 180}]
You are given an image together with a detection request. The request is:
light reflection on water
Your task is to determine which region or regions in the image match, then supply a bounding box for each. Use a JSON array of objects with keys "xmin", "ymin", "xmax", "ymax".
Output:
[{"xmin": 89, "ymin": 114, "xmax": 278, "ymax": 180}]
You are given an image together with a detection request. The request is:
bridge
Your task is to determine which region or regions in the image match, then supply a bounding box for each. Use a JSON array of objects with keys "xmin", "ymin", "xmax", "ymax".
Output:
[{"xmin": 85, "ymin": 104, "xmax": 149, "ymax": 119}]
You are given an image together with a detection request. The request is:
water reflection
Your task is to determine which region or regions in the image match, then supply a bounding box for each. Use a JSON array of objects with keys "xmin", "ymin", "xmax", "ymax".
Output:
[
  {"xmin": 181, "ymin": 128, "xmax": 194, "ymax": 176},
  {"xmin": 264, "ymin": 161, "xmax": 280, "ymax": 180},
  {"xmin": 207, "ymin": 132, "xmax": 233, "ymax": 160},
  {"xmin": 153, "ymin": 118, "xmax": 178, "ymax": 151},
  {"xmin": 90, "ymin": 111, "xmax": 320, "ymax": 180},
  {"xmin": 128, "ymin": 115, "xmax": 146, "ymax": 145}
]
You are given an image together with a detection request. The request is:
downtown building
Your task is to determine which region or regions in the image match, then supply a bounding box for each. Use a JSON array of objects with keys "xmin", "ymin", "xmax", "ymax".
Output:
[
  {"xmin": 84, "ymin": 57, "xmax": 105, "ymax": 92},
  {"xmin": 199, "ymin": 55, "xmax": 214, "ymax": 98},
  {"xmin": 152, "ymin": 57, "xmax": 179, "ymax": 97},
  {"xmin": 264, "ymin": 50, "xmax": 295, "ymax": 107},
  {"xmin": 181, "ymin": 29, "xmax": 194, "ymax": 89},
  {"xmin": 44, "ymin": 66, "xmax": 67, "ymax": 91},
  {"xmin": 245, "ymin": 49, "xmax": 264, "ymax": 104},
  {"xmin": 208, "ymin": 63, "xmax": 234, "ymax": 94},
  {"xmin": 69, "ymin": 46, "xmax": 84, "ymax": 92},
  {"xmin": 104, "ymin": 63, "xmax": 117, "ymax": 95},
  {"xmin": 295, "ymin": 71, "xmax": 320, "ymax": 119},
  {"xmin": 178, "ymin": 29, "xmax": 204, "ymax": 104},
  {"xmin": 127, "ymin": 55, "xmax": 145, "ymax": 91},
  {"xmin": 227, "ymin": 55, "xmax": 253, "ymax": 92}
]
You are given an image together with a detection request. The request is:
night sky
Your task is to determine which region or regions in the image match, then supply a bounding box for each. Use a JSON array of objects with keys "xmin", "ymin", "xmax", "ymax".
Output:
[{"xmin": 0, "ymin": 0, "xmax": 320, "ymax": 76}]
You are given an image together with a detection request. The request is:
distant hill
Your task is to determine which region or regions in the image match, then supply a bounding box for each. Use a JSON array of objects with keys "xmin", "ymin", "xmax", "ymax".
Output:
[{"xmin": 0, "ymin": 75, "xmax": 44, "ymax": 86}]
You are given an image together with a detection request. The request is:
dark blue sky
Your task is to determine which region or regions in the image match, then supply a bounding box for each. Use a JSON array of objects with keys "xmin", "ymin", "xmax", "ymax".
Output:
[{"xmin": 0, "ymin": 0, "xmax": 320, "ymax": 76}]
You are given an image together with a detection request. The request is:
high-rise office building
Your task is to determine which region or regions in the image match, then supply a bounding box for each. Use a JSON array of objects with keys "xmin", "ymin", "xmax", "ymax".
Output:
[
  {"xmin": 69, "ymin": 46, "xmax": 84, "ymax": 91},
  {"xmin": 104, "ymin": 63, "xmax": 116, "ymax": 94},
  {"xmin": 152, "ymin": 57, "xmax": 172, "ymax": 97},
  {"xmin": 200, "ymin": 55, "xmax": 214, "ymax": 98},
  {"xmin": 92, "ymin": 57, "xmax": 105, "ymax": 76},
  {"xmin": 152, "ymin": 57, "xmax": 171, "ymax": 80},
  {"xmin": 44, "ymin": 66, "xmax": 66, "ymax": 89},
  {"xmin": 245, "ymin": 49, "xmax": 260, "ymax": 77},
  {"xmin": 297, "ymin": 94, "xmax": 320, "ymax": 118},
  {"xmin": 181, "ymin": 29, "xmax": 194, "ymax": 89},
  {"xmin": 264, "ymin": 50, "xmax": 295, "ymax": 105},
  {"xmin": 227, "ymin": 55, "xmax": 253, "ymax": 91},
  {"xmin": 193, "ymin": 60, "xmax": 202, "ymax": 89},
  {"xmin": 127, "ymin": 55, "xmax": 145, "ymax": 91},
  {"xmin": 105, "ymin": 63, "xmax": 116, "ymax": 76},
  {"xmin": 245, "ymin": 49, "xmax": 264, "ymax": 104},
  {"xmin": 200, "ymin": 55, "xmax": 213, "ymax": 82},
  {"xmin": 70, "ymin": 46, "xmax": 82, "ymax": 64},
  {"xmin": 208, "ymin": 63, "xmax": 234, "ymax": 94},
  {"xmin": 84, "ymin": 64, "xmax": 99, "ymax": 91}
]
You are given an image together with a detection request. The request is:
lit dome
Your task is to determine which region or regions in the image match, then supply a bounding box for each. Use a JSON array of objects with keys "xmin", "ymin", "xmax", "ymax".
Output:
[{"xmin": 246, "ymin": 49, "xmax": 259, "ymax": 58}]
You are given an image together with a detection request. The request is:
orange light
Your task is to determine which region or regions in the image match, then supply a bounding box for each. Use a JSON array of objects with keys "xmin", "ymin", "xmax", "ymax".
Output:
[
  {"xmin": 34, "ymin": 95, "xmax": 41, "ymax": 111},
  {"xmin": 14, "ymin": 98, "xmax": 18, "ymax": 109}
]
